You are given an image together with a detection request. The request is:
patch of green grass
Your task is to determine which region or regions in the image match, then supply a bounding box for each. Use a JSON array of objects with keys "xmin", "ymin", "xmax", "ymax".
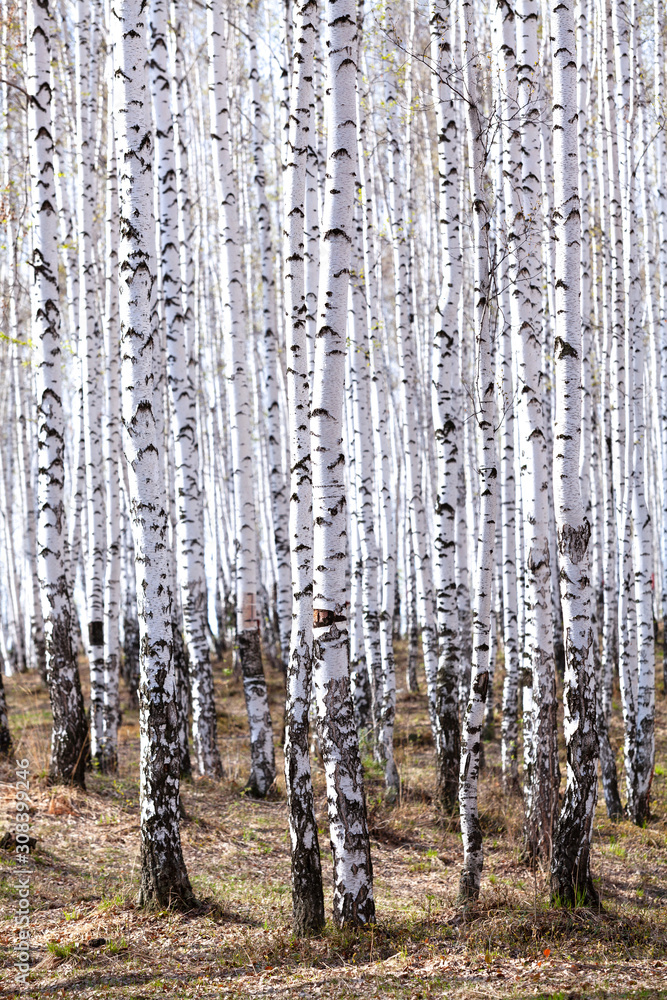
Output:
[
  {"xmin": 63, "ymin": 909, "xmax": 80, "ymax": 921},
  {"xmin": 98, "ymin": 892, "xmax": 125, "ymax": 912},
  {"xmin": 47, "ymin": 941, "xmax": 74, "ymax": 959},
  {"xmin": 105, "ymin": 937, "xmax": 128, "ymax": 955}
]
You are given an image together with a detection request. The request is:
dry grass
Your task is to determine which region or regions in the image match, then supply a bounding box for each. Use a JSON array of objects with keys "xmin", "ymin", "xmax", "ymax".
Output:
[{"xmin": 0, "ymin": 644, "xmax": 666, "ymax": 999}]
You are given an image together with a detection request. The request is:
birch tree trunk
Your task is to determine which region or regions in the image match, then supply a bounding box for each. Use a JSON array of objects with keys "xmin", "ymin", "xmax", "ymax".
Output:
[
  {"xmin": 311, "ymin": 0, "xmax": 374, "ymax": 927},
  {"xmin": 283, "ymin": 0, "xmax": 325, "ymax": 936},
  {"xmin": 150, "ymin": 0, "xmax": 222, "ymax": 779},
  {"xmin": 112, "ymin": 0, "xmax": 194, "ymax": 909},
  {"xmin": 458, "ymin": 0, "xmax": 498, "ymax": 903},
  {"xmin": 100, "ymin": 113, "xmax": 121, "ymax": 773},
  {"xmin": 549, "ymin": 0, "xmax": 599, "ymax": 908},
  {"xmin": 515, "ymin": 0, "xmax": 559, "ymax": 861},
  {"xmin": 75, "ymin": 0, "xmax": 106, "ymax": 767},
  {"xmin": 28, "ymin": 0, "xmax": 88, "ymax": 787},
  {"xmin": 358, "ymin": 68, "xmax": 398, "ymax": 794},
  {"xmin": 208, "ymin": 0, "xmax": 275, "ymax": 797},
  {"xmin": 249, "ymin": 1, "xmax": 291, "ymax": 669},
  {"xmin": 429, "ymin": 0, "xmax": 462, "ymax": 812}
]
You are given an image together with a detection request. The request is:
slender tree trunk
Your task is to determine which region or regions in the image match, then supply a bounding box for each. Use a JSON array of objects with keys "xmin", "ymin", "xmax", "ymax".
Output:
[
  {"xmin": 75, "ymin": 0, "xmax": 106, "ymax": 767},
  {"xmin": 283, "ymin": 0, "xmax": 325, "ymax": 936},
  {"xmin": 311, "ymin": 0, "xmax": 374, "ymax": 927},
  {"xmin": 208, "ymin": 0, "xmax": 275, "ymax": 797},
  {"xmin": 150, "ymin": 0, "xmax": 222, "ymax": 779},
  {"xmin": 515, "ymin": 0, "xmax": 559, "ymax": 862},
  {"xmin": 100, "ymin": 109, "xmax": 121, "ymax": 774},
  {"xmin": 249, "ymin": 2, "xmax": 291, "ymax": 670},
  {"xmin": 429, "ymin": 0, "xmax": 462, "ymax": 812},
  {"xmin": 550, "ymin": 0, "xmax": 599, "ymax": 908},
  {"xmin": 28, "ymin": 0, "xmax": 88, "ymax": 788},
  {"xmin": 112, "ymin": 0, "xmax": 194, "ymax": 909},
  {"xmin": 458, "ymin": 0, "xmax": 498, "ymax": 904}
]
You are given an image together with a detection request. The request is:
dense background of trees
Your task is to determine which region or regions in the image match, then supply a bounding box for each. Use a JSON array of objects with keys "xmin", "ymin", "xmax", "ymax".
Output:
[{"xmin": 0, "ymin": 0, "xmax": 664, "ymax": 932}]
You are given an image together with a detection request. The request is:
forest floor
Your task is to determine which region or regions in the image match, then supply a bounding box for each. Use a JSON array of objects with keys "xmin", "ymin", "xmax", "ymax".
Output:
[{"xmin": 0, "ymin": 644, "xmax": 666, "ymax": 1000}]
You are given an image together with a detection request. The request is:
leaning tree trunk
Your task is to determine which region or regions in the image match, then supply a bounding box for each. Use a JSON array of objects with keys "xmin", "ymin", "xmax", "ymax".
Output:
[
  {"xmin": 28, "ymin": 0, "xmax": 88, "ymax": 788},
  {"xmin": 112, "ymin": 0, "xmax": 195, "ymax": 910},
  {"xmin": 549, "ymin": 0, "xmax": 599, "ymax": 909},
  {"xmin": 282, "ymin": 0, "xmax": 325, "ymax": 936},
  {"xmin": 208, "ymin": 0, "xmax": 275, "ymax": 797},
  {"xmin": 310, "ymin": 0, "xmax": 375, "ymax": 928}
]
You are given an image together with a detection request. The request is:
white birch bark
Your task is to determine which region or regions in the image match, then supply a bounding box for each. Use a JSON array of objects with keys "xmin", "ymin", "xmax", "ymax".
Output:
[
  {"xmin": 458, "ymin": 0, "xmax": 498, "ymax": 903},
  {"xmin": 28, "ymin": 0, "xmax": 88, "ymax": 787},
  {"xmin": 282, "ymin": 0, "xmax": 325, "ymax": 935},
  {"xmin": 386, "ymin": 23, "xmax": 445, "ymax": 803},
  {"xmin": 75, "ymin": 0, "xmax": 106, "ymax": 764},
  {"xmin": 248, "ymin": 3, "xmax": 291, "ymax": 668},
  {"xmin": 514, "ymin": 0, "xmax": 559, "ymax": 860},
  {"xmin": 111, "ymin": 0, "xmax": 194, "ymax": 908},
  {"xmin": 358, "ymin": 73, "xmax": 399, "ymax": 793},
  {"xmin": 100, "ymin": 112, "xmax": 121, "ymax": 773},
  {"xmin": 208, "ymin": 0, "xmax": 275, "ymax": 797},
  {"xmin": 14, "ymin": 339, "xmax": 46, "ymax": 680},
  {"xmin": 429, "ymin": 0, "xmax": 462, "ymax": 811},
  {"xmin": 311, "ymin": 0, "xmax": 374, "ymax": 927},
  {"xmin": 150, "ymin": 0, "xmax": 222, "ymax": 779},
  {"xmin": 549, "ymin": 0, "xmax": 599, "ymax": 907}
]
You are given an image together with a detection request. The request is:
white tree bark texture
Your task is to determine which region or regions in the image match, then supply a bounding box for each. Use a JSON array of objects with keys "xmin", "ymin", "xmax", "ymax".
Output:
[
  {"xmin": 28, "ymin": 0, "xmax": 89, "ymax": 788},
  {"xmin": 101, "ymin": 107, "xmax": 121, "ymax": 774},
  {"xmin": 150, "ymin": 0, "xmax": 222, "ymax": 780},
  {"xmin": 311, "ymin": 0, "xmax": 375, "ymax": 928},
  {"xmin": 249, "ymin": 2, "xmax": 292, "ymax": 670},
  {"xmin": 208, "ymin": 0, "xmax": 276, "ymax": 798},
  {"xmin": 429, "ymin": 0, "xmax": 462, "ymax": 813},
  {"xmin": 75, "ymin": 0, "xmax": 107, "ymax": 767},
  {"xmin": 514, "ymin": 0, "xmax": 559, "ymax": 863},
  {"xmin": 112, "ymin": 0, "xmax": 194, "ymax": 910},
  {"xmin": 282, "ymin": 0, "xmax": 325, "ymax": 936},
  {"xmin": 458, "ymin": 0, "xmax": 499, "ymax": 904},
  {"xmin": 549, "ymin": 0, "xmax": 599, "ymax": 908}
]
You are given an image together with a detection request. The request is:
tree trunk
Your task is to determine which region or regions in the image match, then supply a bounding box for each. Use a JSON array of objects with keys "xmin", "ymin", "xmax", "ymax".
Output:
[
  {"xmin": 28, "ymin": 0, "xmax": 88, "ymax": 788},
  {"xmin": 208, "ymin": 0, "xmax": 275, "ymax": 797},
  {"xmin": 458, "ymin": 0, "xmax": 498, "ymax": 904},
  {"xmin": 429, "ymin": 0, "xmax": 462, "ymax": 812},
  {"xmin": 100, "ymin": 107, "xmax": 121, "ymax": 774},
  {"xmin": 112, "ymin": 0, "xmax": 194, "ymax": 910},
  {"xmin": 311, "ymin": 0, "xmax": 374, "ymax": 928},
  {"xmin": 515, "ymin": 0, "xmax": 559, "ymax": 862},
  {"xmin": 549, "ymin": 0, "xmax": 599, "ymax": 909},
  {"xmin": 282, "ymin": 0, "xmax": 325, "ymax": 935}
]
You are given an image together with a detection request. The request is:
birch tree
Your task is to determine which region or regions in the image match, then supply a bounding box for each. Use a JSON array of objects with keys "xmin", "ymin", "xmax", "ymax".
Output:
[
  {"xmin": 458, "ymin": 0, "xmax": 499, "ymax": 903},
  {"xmin": 549, "ymin": 0, "xmax": 598, "ymax": 908},
  {"xmin": 111, "ymin": 0, "xmax": 194, "ymax": 909},
  {"xmin": 283, "ymin": 0, "xmax": 325, "ymax": 936},
  {"xmin": 311, "ymin": 0, "xmax": 375, "ymax": 927},
  {"xmin": 209, "ymin": 0, "xmax": 275, "ymax": 797},
  {"xmin": 28, "ymin": 0, "xmax": 88, "ymax": 787}
]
